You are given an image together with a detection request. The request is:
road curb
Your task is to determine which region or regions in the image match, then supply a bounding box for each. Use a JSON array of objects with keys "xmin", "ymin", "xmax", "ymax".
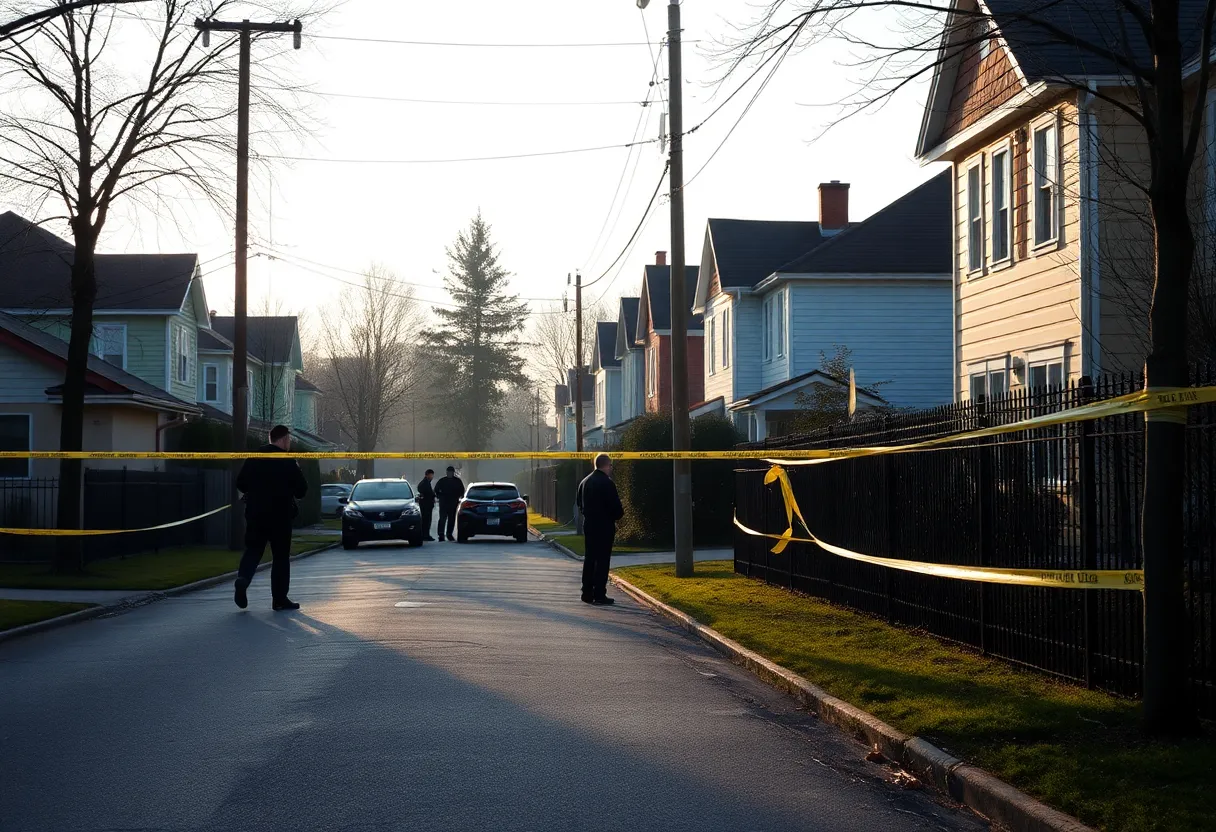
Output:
[
  {"xmin": 610, "ymin": 573, "xmax": 1095, "ymax": 832},
  {"xmin": 0, "ymin": 541, "xmax": 338, "ymax": 646},
  {"xmin": 540, "ymin": 534, "xmax": 580, "ymax": 560}
]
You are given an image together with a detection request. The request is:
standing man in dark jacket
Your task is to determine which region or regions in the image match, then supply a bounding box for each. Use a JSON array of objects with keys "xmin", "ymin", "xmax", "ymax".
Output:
[
  {"xmin": 234, "ymin": 425, "xmax": 308, "ymax": 611},
  {"xmin": 576, "ymin": 453, "xmax": 624, "ymax": 605},
  {"xmin": 416, "ymin": 469, "xmax": 437, "ymax": 541},
  {"xmin": 433, "ymin": 465, "xmax": 465, "ymax": 542}
]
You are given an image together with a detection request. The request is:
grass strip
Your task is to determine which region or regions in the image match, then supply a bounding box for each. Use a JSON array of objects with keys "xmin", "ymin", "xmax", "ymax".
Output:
[
  {"xmin": 614, "ymin": 561, "xmax": 1215, "ymax": 832},
  {"xmin": 0, "ymin": 600, "xmax": 93, "ymax": 631},
  {"xmin": 557, "ymin": 535, "xmax": 664, "ymax": 558},
  {"xmin": 0, "ymin": 534, "xmax": 334, "ymax": 592},
  {"xmin": 527, "ymin": 511, "xmax": 567, "ymax": 533}
]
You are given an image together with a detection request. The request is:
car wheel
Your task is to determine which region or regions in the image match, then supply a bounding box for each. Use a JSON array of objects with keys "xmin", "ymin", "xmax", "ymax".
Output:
[
  {"xmin": 410, "ymin": 532, "xmax": 424, "ymax": 547},
  {"xmin": 514, "ymin": 531, "xmax": 528, "ymax": 543},
  {"xmin": 342, "ymin": 535, "xmax": 358, "ymax": 550}
]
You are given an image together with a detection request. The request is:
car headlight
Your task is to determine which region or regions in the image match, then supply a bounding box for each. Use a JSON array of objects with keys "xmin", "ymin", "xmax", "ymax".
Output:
[
  {"xmin": 404, "ymin": 504, "xmax": 420, "ymax": 515},
  {"xmin": 345, "ymin": 508, "xmax": 363, "ymax": 519}
]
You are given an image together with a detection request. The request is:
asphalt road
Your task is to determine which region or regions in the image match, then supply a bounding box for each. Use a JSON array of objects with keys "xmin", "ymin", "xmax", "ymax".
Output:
[{"xmin": 0, "ymin": 538, "xmax": 987, "ymax": 832}]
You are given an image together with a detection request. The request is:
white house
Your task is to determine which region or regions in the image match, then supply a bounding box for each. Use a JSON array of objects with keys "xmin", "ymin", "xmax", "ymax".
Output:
[
  {"xmin": 693, "ymin": 173, "xmax": 955, "ymax": 440},
  {"xmin": 612, "ymin": 296, "xmax": 644, "ymax": 434}
]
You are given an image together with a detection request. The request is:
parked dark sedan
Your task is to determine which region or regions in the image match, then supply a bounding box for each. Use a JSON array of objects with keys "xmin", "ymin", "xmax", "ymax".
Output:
[
  {"xmin": 456, "ymin": 482, "xmax": 529, "ymax": 543},
  {"xmin": 341, "ymin": 478, "xmax": 424, "ymax": 549}
]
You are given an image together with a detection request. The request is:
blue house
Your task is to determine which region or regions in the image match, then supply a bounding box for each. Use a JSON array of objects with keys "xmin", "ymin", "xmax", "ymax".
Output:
[
  {"xmin": 612, "ymin": 296, "xmax": 643, "ymax": 433},
  {"xmin": 693, "ymin": 173, "xmax": 954, "ymax": 440},
  {"xmin": 588, "ymin": 321, "xmax": 621, "ymax": 447}
]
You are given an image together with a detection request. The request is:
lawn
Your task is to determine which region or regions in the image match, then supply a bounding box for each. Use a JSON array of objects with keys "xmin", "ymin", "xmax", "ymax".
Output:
[
  {"xmin": 557, "ymin": 535, "xmax": 664, "ymax": 557},
  {"xmin": 0, "ymin": 534, "xmax": 336, "ymax": 592},
  {"xmin": 0, "ymin": 600, "xmax": 93, "ymax": 631},
  {"xmin": 527, "ymin": 511, "xmax": 568, "ymax": 534},
  {"xmin": 614, "ymin": 561, "xmax": 1216, "ymax": 832}
]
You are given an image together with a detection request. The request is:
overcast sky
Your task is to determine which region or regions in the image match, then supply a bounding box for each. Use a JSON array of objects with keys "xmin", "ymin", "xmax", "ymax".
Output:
[{"xmin": 10, "ymin": 0, "xmax": 946, "ymax": 345}]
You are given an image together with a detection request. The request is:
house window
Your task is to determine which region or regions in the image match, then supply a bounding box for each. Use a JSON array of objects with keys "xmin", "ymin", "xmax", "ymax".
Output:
[
  {"xmin": 968, "ymin": 358, "xmax": 1009, "ymax": 401},
  {"xmin": 990, "ymin": 145, "xmax": 1011, "ymax": 262},
  {"xmin": 646, "ymin": 347, "xmax": 656, "ymax": 397},
  {"xmin": 762, "ymin": 297, "xmax": 773, "ymax": 362},
  {"xmin": 92, "ymin": 323, "xmax": 126, "ymax": 368},
  {"xmin": 247, "ymin": 369, "xmax": 254, "ymax": 418},
  {"xmin": 1033, "ymin": 119, "xmax": 1060, "ymax": 246},
  {"xmin": 175, "ymin": 326, "xmax": 191, "ymax": 383},
  {"xmin": 0, "ymin": 414, "xmax": 31, "ymax": 479},
  {"xmin": 967, "ymin": 162, "xmax": 984, "ymax": 272},
  {"xmin": 775, "ymin": 289, "xmax": 786, "ymax": 358},
  {"xmin": 721, "ymin": 307, "xmax": 731, "ymax": 369},
  {"xmin": 1027, "ymin": 359, "xmax": 1064, "ymax": 392},
  {"xmin": 203, "ymin": 364, "xmax": 219, "ymax": 403},
  {"xmin": 596, "ymin": 379, "xmax": 604, "ymax": 422},
  {"xmin": 707, "ymin": 316, "xmax": 716, "ymax": 375}
]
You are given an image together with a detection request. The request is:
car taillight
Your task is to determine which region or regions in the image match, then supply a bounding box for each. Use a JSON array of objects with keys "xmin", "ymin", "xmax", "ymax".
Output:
[{"xmin": 508, "ymin": 500, "xmax": 526, "ymax": 510}]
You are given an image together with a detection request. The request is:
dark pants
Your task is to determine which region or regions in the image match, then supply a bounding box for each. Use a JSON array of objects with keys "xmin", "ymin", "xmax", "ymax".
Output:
[
  {"xmin": 420, "ymin": 501, "xmax": 435, "ymax": 538},
  {"xmin": 437, "ymin": 502, "xmax": 458, "ymax": 539},
  {"xmin": 581, "ymin": 529, "xmax": 614, "ymax": 599},
  {"xmin": 237, "ymin": 516, "xmax": 292, "ymax": 601}
]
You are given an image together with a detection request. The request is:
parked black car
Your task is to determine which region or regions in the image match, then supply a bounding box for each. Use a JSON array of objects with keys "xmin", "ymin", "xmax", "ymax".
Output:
[
  {"xmin": 456, "ymin": 482, "xmax": 529, "ymax": 543},
  {"xmin": 341, "ymin": 478, "xmax": 424, "ymax": 549}
]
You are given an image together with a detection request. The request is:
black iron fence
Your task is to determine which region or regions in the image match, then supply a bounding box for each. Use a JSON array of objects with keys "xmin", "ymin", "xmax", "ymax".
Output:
[
  {"xmin": 521, "ymin": 464, "xmax": 568, "ymax": 525},
  {"xmin": 735, "ymin": 367, "xmax": 1215, "ymax": 718},
  {"xmin": 0, "ymin": 467, "xmax": 228, "ymax": 563}
]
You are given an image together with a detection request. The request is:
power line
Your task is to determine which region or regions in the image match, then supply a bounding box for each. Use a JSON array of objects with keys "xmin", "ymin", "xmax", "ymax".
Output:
[
  {"xmin": 308, "ymin": 33, "xmax": 685, "ymax": 48},
  {"xmin": 258, "ymin": 138, "xmax": 659, "ymax": 165},
  {"xmin": 582, "ymin": 161, "xmax": 668, "ymax": 290},
  {"xmin": 291, "ymin": 89, "xmax": 650, "ymax": 107}
]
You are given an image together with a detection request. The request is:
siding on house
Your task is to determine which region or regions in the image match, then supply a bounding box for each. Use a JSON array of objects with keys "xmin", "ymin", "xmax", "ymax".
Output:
[
  {"xmin": 0, "ymin": 341, "xmax": 58, "ymax": 400},
  {"xmin": 294, "ymin": 390, "xmax": 318, "ymax": 433},
  {"xmin": 788, "ymin": 280, "xmax": 954, "ymax": 408},
  {"xmin": 732, "ymin": 295, "xmax": 764, "ymax": 400},
  {"xmin": 15, "ymin": 314, "xmax": 170, "ymax": 393},
  {"xmin": 198, "ymin": 355, "xmax": 232, "ymax": 411},
  {"xmin": 703, "ymin": 294, "xmax": 734, "ymax": 406},
  {"xmin": 595, "ymin": 367, "xmax": 622, "ymax": 430},
  {"xmin": 619, "ymin": 349, "xmax": 645, "ymax": 423},
  {"xmin": 953, "ymin": 95, "xmax": 1085, "ymax": 395},
  {"xmin": 939, "ymin": 18, "xmax": 1022, "ymax": 142}
]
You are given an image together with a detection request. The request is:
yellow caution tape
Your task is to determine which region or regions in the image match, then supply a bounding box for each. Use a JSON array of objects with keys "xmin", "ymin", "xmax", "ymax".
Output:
[
  {"xmin": 735, "ymin": 465, "xmax": 1145, "ymax": 591},
  {"xmin": 0, "ymin": 504, "xmax": 230, "ymax": 536},
  {"xmin": 0, "ymin": 385, "xmax": 1211, "ymax": 464}
]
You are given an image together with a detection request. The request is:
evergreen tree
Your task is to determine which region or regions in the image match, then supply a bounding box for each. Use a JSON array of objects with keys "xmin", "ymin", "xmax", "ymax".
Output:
[{"xmin": 422, "ymin": 213, "xmax": 528, "ymax": 458}]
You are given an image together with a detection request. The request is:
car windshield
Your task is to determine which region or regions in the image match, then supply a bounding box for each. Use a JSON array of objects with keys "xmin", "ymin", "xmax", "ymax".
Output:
[
  {"xmin": 351, "ymin": 481, "xmax": 413, "ymax": 501},
  {"xmin": 465, "ymin": 486, "xmax": 519, "ymax": 501},
  {"xmin": 321, "ymin": 485, "xmax": 350, "ymax": 495}
]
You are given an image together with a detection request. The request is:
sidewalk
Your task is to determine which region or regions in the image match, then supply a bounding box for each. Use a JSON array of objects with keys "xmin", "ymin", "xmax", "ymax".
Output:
[{"xmin": 0, "ymin": 587, "xmax": 144, "ymax": 604}]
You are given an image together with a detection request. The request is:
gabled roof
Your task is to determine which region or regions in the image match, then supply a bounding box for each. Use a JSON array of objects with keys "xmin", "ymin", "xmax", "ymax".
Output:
[
  {"xmin": 0, "ymin": 311, "xmax": 198, "ymax": 414},
  {"xmin": 295, "ymin": 376, "xmax": 321, "ymax": 393},
  {"xmin": 209, "ymin": 316, "xmax": 300, "ymax": 366},
  {"xmin": 776, "ymin": 172, "xmax": 952, "ymax": 276},
  {"xmin": 730, "ymin": 369, "xmax": 886, "ymax": 411},
  {"xmin": 0, "ymin": 212, "xmax": 202, "ymax": 314},
  {"xmin": 705, "ymin": 220, "xmax": 829, "ymax": 289},
  {"xmin": 593, "ymin": 321, "xmax": 620, "ymax": 371},
  {"xmin": 615, "ymin": 296, "xmax": 641, "ymax": 359},
  {"xmin": 638, "ymin": 265, "xmax": 702, "ymax": 336},
  {"xmin": 916, "ymin": 0, "xmax": 1210, "ymax": 158},
  {"xmin": 565, "ymin": 367, "xmax": 594, "ymax": 401},
  {"xmin": 198, "ymin": 329, "xmax": 233, "ymax": 352}
]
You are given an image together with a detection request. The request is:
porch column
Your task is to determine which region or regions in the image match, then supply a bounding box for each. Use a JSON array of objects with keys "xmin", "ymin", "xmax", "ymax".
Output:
[{"xmin": 753, "ymin": 410, "xmax": 768, "ymax": 441}]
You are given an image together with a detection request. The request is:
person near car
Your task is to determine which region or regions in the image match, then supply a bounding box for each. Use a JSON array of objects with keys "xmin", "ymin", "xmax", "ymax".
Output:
[
  {"xmin": 434, "ymin": 465, "xmax": 465, "ymax": 542},
  {"xmin": 417, "ymin": 469, "xmax": 437, "ymax": 541},
  {"xmin": 234, "ymin": 424, "xmax": 308, "ymax": 611},
  {"xmin": 576, "ymin": 453, "xmax": 624, "ymax": 606}
]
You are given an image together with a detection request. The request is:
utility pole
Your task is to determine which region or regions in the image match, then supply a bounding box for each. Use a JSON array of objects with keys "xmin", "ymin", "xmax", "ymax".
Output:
[
  {"xmin": 573, "ymin": 270, "xmax": 584, "ymax": 455},
  {"xmin": 665, "ymin": 0, "xmax": 694, "ymax": 577},
  {"xmin": 195, "ymin": 17, "xmax": 302, "ymax": 550}
]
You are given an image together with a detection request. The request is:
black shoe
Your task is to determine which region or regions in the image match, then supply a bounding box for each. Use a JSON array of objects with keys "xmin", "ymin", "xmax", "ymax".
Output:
[
  {"xmin": 447, "ymin": 535, "xmax": 456, "ymax": 542},
  {"xmin": 581, "ymin": 594, "xmax": 594, "ymax": 604},
  {"xmin": 424, "ymin": 536, "xmax": 436, "ymax": 542},
  {"xmin": 272, "ymin": 598, "xmax": 301, "ymax": 611},
  {"xmin": 234, "ymin": 578, "xmax": 249, "ymax": 609},
  {"xmin": 591, "ymin": 597, "xmax": 615, "ymax": 606}
]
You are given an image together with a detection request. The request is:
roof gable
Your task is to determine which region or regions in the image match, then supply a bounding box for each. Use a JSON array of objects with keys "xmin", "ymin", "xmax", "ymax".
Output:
[
  {"xmin": 776, "ymin": 171, "xmax": 953, "ymax": 275},
  {"xmin": 642, "ymin": 264, "xmax": 702, "ymax": 332},
  {"xmin": 594, "ymin": 321, "xmax": 620, "ymax": 370},
  {"xmin": 615, "ymin": 296, "xmax": 640, "ymax": 358},
  {"xmin": 704, "ymin": 219, "xmax": 827, "ymax": 290},
  {"xmin": 209, "ymin": 315, "xmax": 300, "ymax": 366},
  {"xmin": 0, "ymin": 212, "xmax": 200, "ymax": 313}
]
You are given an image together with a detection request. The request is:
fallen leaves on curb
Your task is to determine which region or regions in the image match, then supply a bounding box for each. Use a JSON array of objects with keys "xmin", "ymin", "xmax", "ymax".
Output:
[{"xmin": 892, "ymin": 771, "xmax": 923, "ymax": 790}]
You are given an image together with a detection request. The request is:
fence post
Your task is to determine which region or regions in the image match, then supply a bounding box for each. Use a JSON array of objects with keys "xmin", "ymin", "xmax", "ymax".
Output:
[
  {"xmin": 883, "ymin": 416, "xmax": 897, "ymax": 623},
  {"xmin": 1078, "ymin": 376, "xmax": 1098, "ymax": 688},
  {"xmin": 976, "ymin": 396, "xmax": 993, "ymax": 655}
]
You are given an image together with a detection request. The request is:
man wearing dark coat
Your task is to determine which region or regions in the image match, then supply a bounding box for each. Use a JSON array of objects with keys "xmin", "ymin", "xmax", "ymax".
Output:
[
  {"xmin": 433, "ymin": 465, "xmax": 465, "ymax": 542},
  {"xmin": 234, "ymin": 425, "xmax": 308, "ymax": 611},
  {"xmin": 576, "ymin": 453, "xmax": 625, "ymax": 605},
  {"xmin": 416, "ymin": 469, "xmax": 437, "ymax": 541}
]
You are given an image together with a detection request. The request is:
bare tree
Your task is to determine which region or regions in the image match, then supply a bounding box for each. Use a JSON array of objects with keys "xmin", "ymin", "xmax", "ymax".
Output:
[
  {"xmin": 0, "ymin": 0, "xmax": 317, "ymax": 569},
  {"xmin": 317, "ymin": 266, "xmax": 424, "ymax": 479},
  {"xmin": 528, "ymin": 298, "xmax": 609, "ymax": 388},
  {"xmin": 721, "ymin": 0, "xmax": 1213, "ymax": 733}
]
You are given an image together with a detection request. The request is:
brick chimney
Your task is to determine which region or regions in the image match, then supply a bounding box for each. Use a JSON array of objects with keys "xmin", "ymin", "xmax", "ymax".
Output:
[
  {"xmin": 655, "ymin": 251, "xmax": 667, "ymax": 266},
  {"xmin": 818, "ymin": 181, "xmax": 850, "ymax": 235}
]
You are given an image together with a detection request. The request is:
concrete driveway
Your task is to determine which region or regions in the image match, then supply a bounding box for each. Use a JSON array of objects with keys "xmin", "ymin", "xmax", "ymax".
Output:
[{"xmin": 0, "ymin": 537, "xmax": 985, "ymax": 831}]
